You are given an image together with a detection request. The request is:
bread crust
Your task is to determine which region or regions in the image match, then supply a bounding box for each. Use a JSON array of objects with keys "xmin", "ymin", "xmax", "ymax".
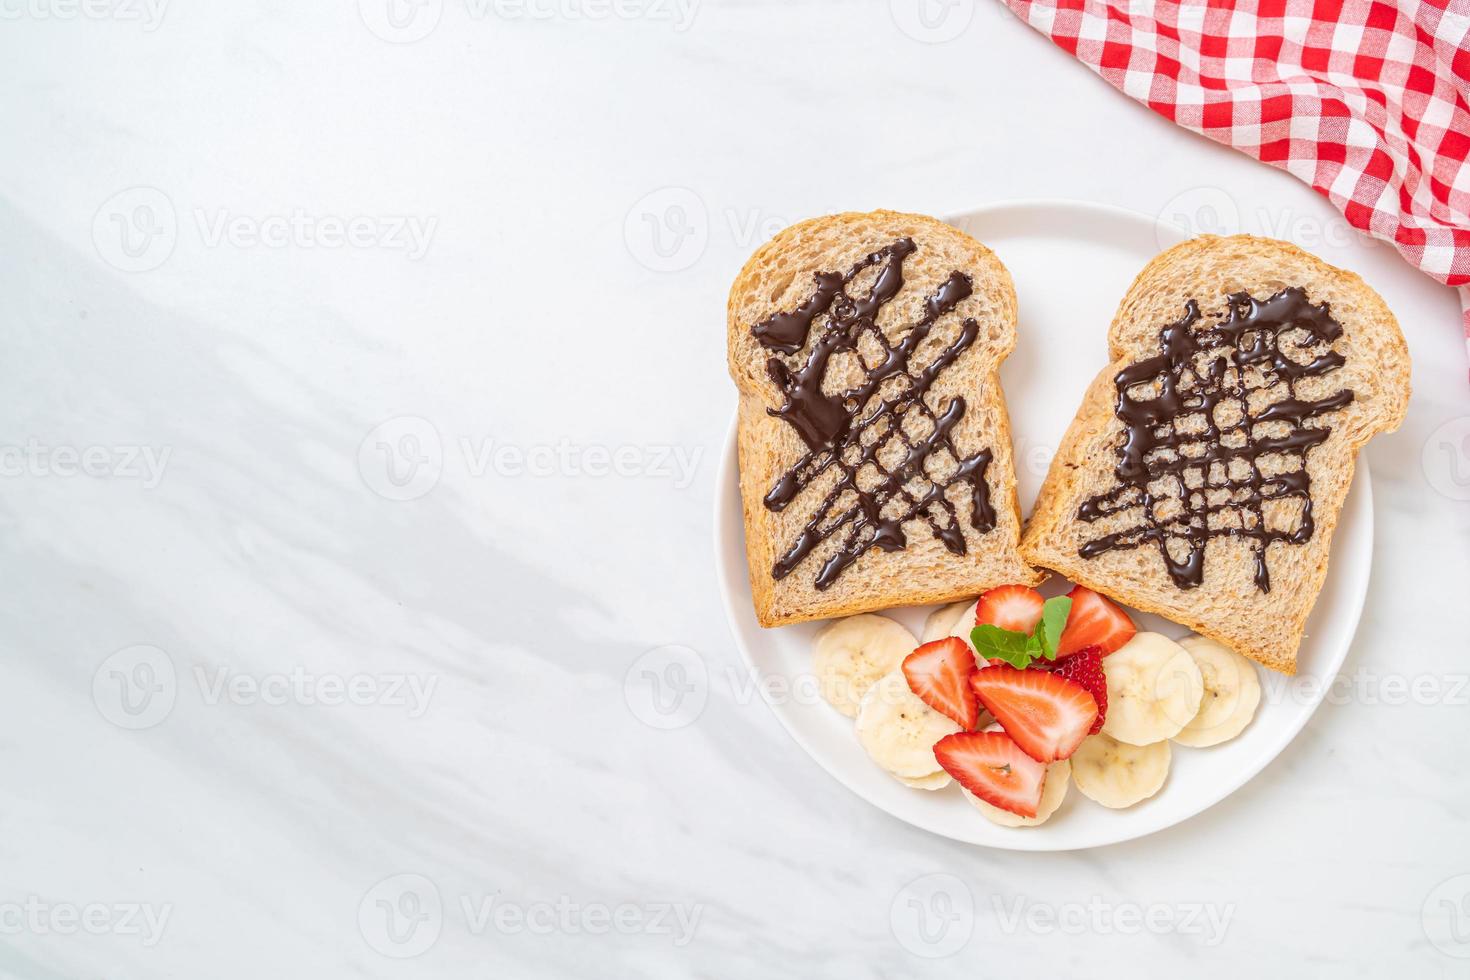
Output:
[
  {"xmin": 1020, "ymin": 235, "xmax": 1410, "ymax": 673},
  {"xmin": 729, "ymin": 210, "xmax": 1040, "ymax": 627}
]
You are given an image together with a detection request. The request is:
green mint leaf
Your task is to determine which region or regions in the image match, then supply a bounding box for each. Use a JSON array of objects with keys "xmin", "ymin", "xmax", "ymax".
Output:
[
  {"xmin": 1037, "ymin": 596, "xmax": 1073, "ymax": 661},
  {"xmin": 970, "ymin": 624, "xmax": 1035, "ymax": 669}
]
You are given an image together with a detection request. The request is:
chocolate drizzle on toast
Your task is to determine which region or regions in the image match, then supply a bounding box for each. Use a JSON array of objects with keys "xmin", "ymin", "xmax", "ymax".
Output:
[
  {"xmin": 751, "ymin": 238, "xmax": 996, "ymax": 591},
  {"xmin": 1077, "ymin": 287, "xmax": 1354, "ymax": 592}
]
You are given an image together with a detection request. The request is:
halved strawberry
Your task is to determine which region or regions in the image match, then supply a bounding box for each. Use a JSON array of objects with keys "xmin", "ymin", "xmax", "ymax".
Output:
[
  {"xmin": 1055, "ymin": 586, "xmax": 1136, "ymax": 657},
  {"xmin": 975, "ymin": 584, "xmax": 1045, "ymax": 633},
  {"xmin": 969, "ymin": 666, "xmax": 1098, "ymax": 762},
  {"xmin": 902, "ymin": 637, "xmax": 978, "ymax": 729},
  {"xmin": 1050, "ymin": 646, "xmax": 1107, "ymax": 734},
  {"xmin": 933, "ymin": 731, "xmax": 1046, "ymax": 817}
]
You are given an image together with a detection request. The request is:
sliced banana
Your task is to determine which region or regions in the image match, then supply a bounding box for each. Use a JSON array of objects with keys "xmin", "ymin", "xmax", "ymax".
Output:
[
  {"xmin": 812, "ymin": 614, "xmax": 917, "ymax": 718},
  {"xmin": 948, "ymin": 599, "xmax": 981, "ymax": 651},
  {"xmin": 921, "ymin": 600, "xmax": 974, "ymax": 643},
  {"xmin": 964, "ymin": 759, "xmax": 1071, "ymax": 827},
  {"xmin": 1070, "ymin": 734, "xmax": 1171, "ymax": 808},
  {"xmin": 1173, "ymin": 635, "xmax": 1261, "ymax": 747},
  {"xmin": 1101, "ymin": 632, "xmax": 1204, "ymax": 745},
  {"xmin": 897, "ymin": 770, "xmax": 952, "ymax": 791},
  {"xmin": 855, "ymin": 669, "xmax": 961, "ymax": 778}
]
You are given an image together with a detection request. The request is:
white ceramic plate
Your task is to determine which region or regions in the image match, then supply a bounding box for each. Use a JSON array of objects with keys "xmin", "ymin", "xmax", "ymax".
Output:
[{"xmin": 714, "ymin": 199, "xmax": 1372, "ymax": 850}]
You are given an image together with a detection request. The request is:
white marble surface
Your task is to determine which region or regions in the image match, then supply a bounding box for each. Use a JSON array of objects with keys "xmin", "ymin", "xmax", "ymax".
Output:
[{"xmin": 1, "ymin": 1, "xmax": 1468, "ymax": 976}]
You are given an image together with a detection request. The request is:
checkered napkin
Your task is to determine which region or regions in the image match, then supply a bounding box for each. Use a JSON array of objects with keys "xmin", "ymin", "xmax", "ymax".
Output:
[{"xmin": 1001, "ymin": 0, "xmax": 1470, "ymax": 368}]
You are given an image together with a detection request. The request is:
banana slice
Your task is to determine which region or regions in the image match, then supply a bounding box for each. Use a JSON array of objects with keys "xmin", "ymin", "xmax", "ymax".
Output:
[
  {"xmin": 898, "ymin": 770, "xmax": 952, "ymax": 791},
  {"xmin": 949, "ymin": 600, "xmax": 981, "ymax": 651},
  {"xmin": 1101, "ymin": 632, "xmax": 1204, "ymax": 745},
  {"xmin": 855, "ymin": 669, "xmax": 961, "ymax": 778},
  {"xmin": 1070, "ymin": 734, "xmax": 1171, "ymax": 808},
  {"xmin": 964, "ymin": 759, "xmax": 1071, "ymax": 827},
  {"xmin": 812, "ymin": 614, "xmax": 917, "ymax": 718},
  {"xmin": 1173, "ymin": 635, "xmax": 1261, "ymax": 747},
  {"xmin": 921, "ymin": 601, "xmax": 974, "ymax": 643}
]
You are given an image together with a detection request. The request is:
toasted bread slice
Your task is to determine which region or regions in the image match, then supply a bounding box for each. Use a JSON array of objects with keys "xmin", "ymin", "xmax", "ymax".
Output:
[
  {"xmin": 729, "ymin": 210, "xmax": 1040, "ymax": 628},
  {"xmin": 1021, "ymin": 235, "xmax": 1410, "ymax": 674}
]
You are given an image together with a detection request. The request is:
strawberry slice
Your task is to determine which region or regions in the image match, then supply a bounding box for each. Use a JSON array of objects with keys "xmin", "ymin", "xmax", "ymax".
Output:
[
  {"xmin": 902, "ymin": 637, "xmax": 978, "ymax": 729},
  {"xmin": 969, "ymin": 666, "xmax": 1098, "ymax": 762},
  {"xmin": 933, "ymin": 731, "xmax": 1046, "ymax": 817},
  {"xmin": 975, "ymin": 584, "xmax": 1046, "ymax": 633},
  {"xmin": 1055, "ymin": 586, "xmax": 1136, "ymax": 657},
  {"xmin": 1050, "ymin": 646, "xmax": 1107, "ymax": 734}
]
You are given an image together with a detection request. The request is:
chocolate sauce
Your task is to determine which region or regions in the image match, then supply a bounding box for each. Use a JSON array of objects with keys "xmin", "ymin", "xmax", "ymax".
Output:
[
  {"xmin": 1077, "ymin": 287, "xmax": 1354, "ymax": 592},
  {"xmin": 751, "ymin": 239, "xmax": 996, "ymax": 590},
  {"xmin": 751, "ymin": 272, "xmax": 843, "ymax": 354}
]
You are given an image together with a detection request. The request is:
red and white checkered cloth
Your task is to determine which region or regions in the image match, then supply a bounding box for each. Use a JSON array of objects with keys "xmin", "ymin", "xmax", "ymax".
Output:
[{"xmin": 1002, "ymin": 0, "xmax": 1470, "ymax": 368}]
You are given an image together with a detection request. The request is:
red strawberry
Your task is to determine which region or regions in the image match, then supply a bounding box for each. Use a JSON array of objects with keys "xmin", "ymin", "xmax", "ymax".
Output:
[
  {"xmin": 1056, "ymin": 586, "xmax": 1136, "ymax": 657},
  {"xmin": 933, "ymin": 731, "xmax": 1046, "ymax": 817},
  {"xmin": 902, "ymin": 637, "xmax": 978, "ymax": 729},
  {"xmin": 1050, "ymin": 646, "xmax": 1107, "ymax": 734},
  {"xmin": 969, "ymin": 666, "xmax": 1098, "ymax": 762},
  {"xmin": 975, "ymin": 584, "xmax": 1045, "ymax": 633}
]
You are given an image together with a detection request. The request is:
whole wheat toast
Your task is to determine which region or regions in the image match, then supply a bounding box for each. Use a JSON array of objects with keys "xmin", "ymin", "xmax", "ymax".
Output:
[
  {"xmin": 729, "ymin": 210, "xmax": 1040, "ymax": 628},
  {"xmin": 1021, "ymin": 235, "xmax": 1410, "ymax": 674}
]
